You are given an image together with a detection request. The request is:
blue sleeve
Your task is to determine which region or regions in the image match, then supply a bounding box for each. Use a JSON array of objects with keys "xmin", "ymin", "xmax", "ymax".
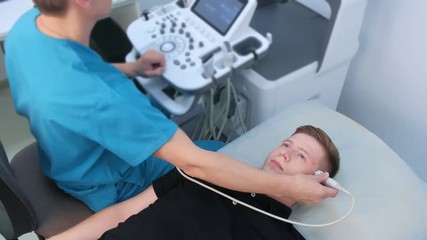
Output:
[
  {"xmin": 47, "ymin": 68, "xmax": 178, "ymax": 167},
  {"xmin": 92, "ymin": 79, "xmax": 178, "ymax": 166}
]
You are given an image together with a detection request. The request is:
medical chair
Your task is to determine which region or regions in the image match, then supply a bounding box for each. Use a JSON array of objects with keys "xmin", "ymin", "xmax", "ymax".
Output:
[
  {"xmin": 0, "ymin": 141, "xmax": 93, "ymax": 240},
  {"xmin": 90, "ymin": 17, "xmax": 133, "ymax": 63}
]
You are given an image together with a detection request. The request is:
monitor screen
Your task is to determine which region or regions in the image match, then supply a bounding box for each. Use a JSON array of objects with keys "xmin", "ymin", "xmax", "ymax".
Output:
[{"xmin": 192, "ymin": 0, "xmax": 247, "ymax": 36}]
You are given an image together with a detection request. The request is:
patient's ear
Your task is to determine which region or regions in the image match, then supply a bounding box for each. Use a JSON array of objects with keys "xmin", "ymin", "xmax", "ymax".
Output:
[{"xmin": 73, "ymin": 0, "xmax": 91, "ymax": 10}]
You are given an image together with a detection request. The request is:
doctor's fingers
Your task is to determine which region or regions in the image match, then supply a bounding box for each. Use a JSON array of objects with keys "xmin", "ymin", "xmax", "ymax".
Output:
[{"xmin": 141, "ymin": 50, "xmax": 165, "ymax": 65}]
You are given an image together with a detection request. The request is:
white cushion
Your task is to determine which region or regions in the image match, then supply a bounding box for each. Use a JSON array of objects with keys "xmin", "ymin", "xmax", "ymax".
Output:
[{"xmin": 218, "ymin": 100, "xmax": 427, "ymax": 240}]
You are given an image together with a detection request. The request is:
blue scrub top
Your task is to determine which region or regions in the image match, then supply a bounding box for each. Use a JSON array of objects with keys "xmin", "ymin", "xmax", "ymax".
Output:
[{"xmin": 6, "ymin": 8, "xmax": 178, "ymax": 211}]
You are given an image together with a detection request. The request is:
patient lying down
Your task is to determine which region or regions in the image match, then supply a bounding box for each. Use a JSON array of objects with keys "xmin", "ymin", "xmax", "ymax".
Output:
[{"xmin": 49, "ymin": 125, "xmax": 340, "ymax": 240}]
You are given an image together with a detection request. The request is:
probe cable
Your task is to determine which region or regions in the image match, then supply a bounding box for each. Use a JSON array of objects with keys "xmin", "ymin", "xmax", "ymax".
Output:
[{"xmin": 176, "ymin": 167, "xmax": 355, "ymax": 227}]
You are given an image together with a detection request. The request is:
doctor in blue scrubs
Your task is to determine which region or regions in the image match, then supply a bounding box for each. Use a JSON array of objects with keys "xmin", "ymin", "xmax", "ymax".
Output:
[{"xmin": 5, "ymin": 0, "xmax": 337, "ymax": 212}]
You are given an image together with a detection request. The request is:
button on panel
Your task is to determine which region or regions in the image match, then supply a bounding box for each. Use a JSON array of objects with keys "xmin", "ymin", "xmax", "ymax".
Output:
[
  {"xmin": 160, "ymin": 42, "xmax": 175, "ymax": 53},
  {"xmin": 145, "ymin": 9, "xmax": 222, "ymax": 79}
]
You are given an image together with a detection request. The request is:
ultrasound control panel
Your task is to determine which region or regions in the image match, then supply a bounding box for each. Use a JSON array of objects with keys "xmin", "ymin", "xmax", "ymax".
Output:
[{"xmin": 127, "ymin": 0, "xmax": 270, "ymax": 94}]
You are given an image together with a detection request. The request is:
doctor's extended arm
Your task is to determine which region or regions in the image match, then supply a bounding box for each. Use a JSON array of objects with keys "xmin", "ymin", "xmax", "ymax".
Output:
[
  {"xmin": 157, "ymin": 129, "xmax": 338, "ymax": 205},
  {"xmin": 48, "ymin": 186, "xmax": 158, "ymax": 240}
]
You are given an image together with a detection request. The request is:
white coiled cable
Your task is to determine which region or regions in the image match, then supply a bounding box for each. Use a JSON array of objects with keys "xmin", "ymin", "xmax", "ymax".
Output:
[{"xmin": 176, "ymin": 167, "xmax": 355, "ymax": 227}]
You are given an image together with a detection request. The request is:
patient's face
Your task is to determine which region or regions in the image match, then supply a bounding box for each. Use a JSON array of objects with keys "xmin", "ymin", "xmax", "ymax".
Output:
[{"xmin": 262, "ymin": 133, "xmax": 327, "ymax": 176}]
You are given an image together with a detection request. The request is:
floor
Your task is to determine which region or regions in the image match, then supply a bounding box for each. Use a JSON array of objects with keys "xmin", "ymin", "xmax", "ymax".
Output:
[
  {"xmin": 0, "ymin": 85, "xmax": 35, "ymax": 160},
  {"xmin": 0, "ymin": 232, "xmax": 38, "ymax": 240}
]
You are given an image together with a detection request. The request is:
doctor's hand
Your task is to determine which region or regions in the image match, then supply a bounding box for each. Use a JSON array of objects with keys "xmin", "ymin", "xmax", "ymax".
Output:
[
  {"xmin": 282, "ymin": 172, "xmax": 338, "ymax": 205},
  {"xmin": 135, "ymin": 49, "xmax": 166, "ymax": 77}
]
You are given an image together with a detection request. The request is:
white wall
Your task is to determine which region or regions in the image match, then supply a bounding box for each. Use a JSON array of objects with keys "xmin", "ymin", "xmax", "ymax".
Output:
[
  {"xmin": 337, "ymin": 0, "xmax": 427, "ymax": 182},
  {"xmin": 139, "ymin": 0, "xmax": 173, "ymax": 11}
]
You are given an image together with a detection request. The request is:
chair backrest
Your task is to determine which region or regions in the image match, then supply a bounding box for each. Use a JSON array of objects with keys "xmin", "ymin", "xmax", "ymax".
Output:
[
  {"xmin": 0, "ymin": 140, "xmax": 37, "ymax": 239},
  {"xmin": 90, "ymin": 17, "xmax": 133, "ymax": 63},
  {"xmin": 0, "ymin": 141, "xmax": 93, "ymax": 239}
]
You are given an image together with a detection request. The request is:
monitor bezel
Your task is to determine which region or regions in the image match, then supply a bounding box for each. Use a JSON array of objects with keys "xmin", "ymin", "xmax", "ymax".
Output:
[{"xmin": 191, "ymin": 0, "xmax": 248, "ymax": 36}]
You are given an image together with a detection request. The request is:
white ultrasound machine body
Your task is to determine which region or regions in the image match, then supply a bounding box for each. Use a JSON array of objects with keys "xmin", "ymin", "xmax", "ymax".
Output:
[{"xmin": 126, "ymin": 0, "xmax": 271, "ymax": 115}]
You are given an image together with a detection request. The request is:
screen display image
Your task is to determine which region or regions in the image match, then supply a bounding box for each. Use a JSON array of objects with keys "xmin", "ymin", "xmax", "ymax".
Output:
[{"xmin": 192, "ymin": 0, "xmax": 247, "ymax": 35}]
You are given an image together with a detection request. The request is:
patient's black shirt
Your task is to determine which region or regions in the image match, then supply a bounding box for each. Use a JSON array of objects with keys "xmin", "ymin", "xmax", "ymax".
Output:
[{"xmin": 100, "ymin": 169, "xmax": 306, "ymax": 240}]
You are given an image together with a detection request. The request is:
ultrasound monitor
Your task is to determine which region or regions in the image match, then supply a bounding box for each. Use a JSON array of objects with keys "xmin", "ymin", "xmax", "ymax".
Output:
[{"xmin": 191, "ymin": 0, "xmax": 248, "ymax": 36}]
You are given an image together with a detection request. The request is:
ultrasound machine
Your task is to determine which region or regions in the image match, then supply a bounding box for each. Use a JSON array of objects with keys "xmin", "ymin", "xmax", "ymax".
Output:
[{"xmin": 126, "ymin": 0, "xmax": 367, "ymax": 139}]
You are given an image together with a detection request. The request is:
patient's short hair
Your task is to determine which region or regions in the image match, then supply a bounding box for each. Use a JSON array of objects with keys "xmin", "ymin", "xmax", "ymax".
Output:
[
  {"xmin": 33, "ymin": 0, "xmax": 68, "ymax": 15},
  {"xmin": 293, "ymin": 125, "xmax": 340, "ymax": 177}
]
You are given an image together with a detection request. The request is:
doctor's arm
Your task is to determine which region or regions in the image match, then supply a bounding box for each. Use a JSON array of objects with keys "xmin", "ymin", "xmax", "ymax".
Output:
[
  {"xmin": 47, "ymin": 186, "xmax": 158, "ymax": 240},
  {"xmin": 156, "ymin": 129, "xmax": 338, "ymax": 205},
  {"xmin": 113, "ymin": 49, "xmax": 165, "ymax": 78}
]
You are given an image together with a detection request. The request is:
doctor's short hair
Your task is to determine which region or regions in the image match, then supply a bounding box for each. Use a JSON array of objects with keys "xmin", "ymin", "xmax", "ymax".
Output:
[
  {"xmin": 292, "ymin": 125, "xmax": 340, "ymax": 178},
  {"xmin": 33, "ymin": 0, "xmax": 68, "ymax": 15}
]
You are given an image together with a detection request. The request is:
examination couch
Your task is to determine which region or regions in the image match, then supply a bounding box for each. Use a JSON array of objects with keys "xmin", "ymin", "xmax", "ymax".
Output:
[{"xmin": 218, "ymin": 100, "xmax": 427, "ymax": 240}]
